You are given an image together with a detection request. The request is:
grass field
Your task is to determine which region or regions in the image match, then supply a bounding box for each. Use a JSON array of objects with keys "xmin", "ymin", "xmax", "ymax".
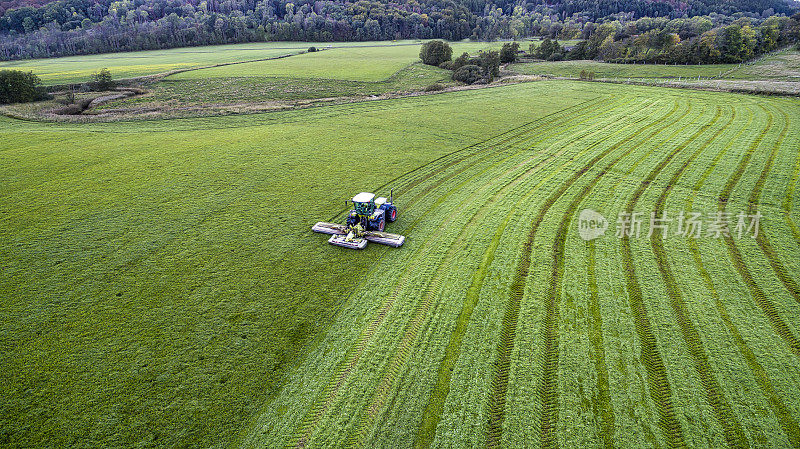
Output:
[
  {"xmin": 509, "ymin": 48, "xmax": 800, "ymax": 82},
  {"xmin": 508, "ymin": 59, "xmax": 741, "ymax": 79},
  {"xmin": 169, "ymin": 42, "xmax": 498, "ymax": 82},
  {"xmin": 2, "ymin": 80, "xmax": 800, "ymax": 448},
  {"xmin": 0, "ymin": 40, "xmax": 448, "ymax": 85}
]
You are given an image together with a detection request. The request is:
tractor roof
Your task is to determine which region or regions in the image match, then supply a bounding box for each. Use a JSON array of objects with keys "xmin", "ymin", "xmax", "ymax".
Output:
[{"xmin": 352, "ymin": 192, "xmax": 375, "ymax": 203}]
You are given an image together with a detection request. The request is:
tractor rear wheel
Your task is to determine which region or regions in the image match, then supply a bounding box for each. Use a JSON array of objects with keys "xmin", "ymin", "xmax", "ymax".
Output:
[{"xmin": 388, "ymin": 208, "xmax": 397, "ymax": 222}]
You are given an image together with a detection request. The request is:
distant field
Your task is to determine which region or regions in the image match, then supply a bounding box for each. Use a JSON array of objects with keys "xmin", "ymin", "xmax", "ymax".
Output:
[
  {"xmin": 509, "ymin": 48, "xmax": 800, "ymax": 82},
  {"xmin": 3, "ymin": 80, "xmax": 800, "ymax": 449},
  {"xmin": 509, "ymin": 59, "xmax": 739, "ymax": 79},
  {"xmin": 170, "ymin": 42, "xmax": 500, "ymax": 82},
  {"xmin": 0, "ymin": 40, "xmax": 439, "ymax": 85},
  {"xmin": 98, "ymin": 64, "xmax": 455, "ymax": 110},
  {"xmin": 727, "ymin": 48, "xmax": 800, "ymax": 80}
]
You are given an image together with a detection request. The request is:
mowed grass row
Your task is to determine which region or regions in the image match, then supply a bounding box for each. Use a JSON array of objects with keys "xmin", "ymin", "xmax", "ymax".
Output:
[{"xmin": 236, "ymin": 84, "xmax": 800, "ymax": 449}]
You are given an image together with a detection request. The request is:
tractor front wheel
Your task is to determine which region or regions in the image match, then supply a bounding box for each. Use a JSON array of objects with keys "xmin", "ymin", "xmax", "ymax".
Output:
[{"xmin": 377, "ymin": 218, "xmax": 386, "ymax": 232}]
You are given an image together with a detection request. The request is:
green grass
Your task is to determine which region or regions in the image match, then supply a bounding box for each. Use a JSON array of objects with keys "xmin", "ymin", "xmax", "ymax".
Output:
[
  {"xmin": 0, "ymin": 40, "xmax": 459, "ymax": 85},
  {"xmin": 2, "ymin": 80, "xmax": 800, "ymax": 449},
  {"xmin": 169, "ymin": 42, "xmax": 500, "ymax": 82},
  {"xmin": 96, "ymin": 63, "xmax": 456, "ymax": 110},
  {"xmin": 725, "ymin": 48, "xmax": 800, "ymax": 80},
  {"xmin": 509, "ymin": 59, "xmax": 740, "ymax": 79}
]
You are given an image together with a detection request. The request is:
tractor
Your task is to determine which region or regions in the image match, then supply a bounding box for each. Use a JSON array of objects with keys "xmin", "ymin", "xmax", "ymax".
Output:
[{"xmin": 312, "ymin": 190, "xmax": 405, "ymax": 249}]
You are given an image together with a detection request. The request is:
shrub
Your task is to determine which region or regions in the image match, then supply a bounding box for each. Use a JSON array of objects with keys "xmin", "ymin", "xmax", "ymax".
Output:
[
  {"xmin": 90, "ymin": 68, "xmax": 115, "ymax": 91},
  {"xmin": 500, "ymin": 42, "xmax": 520, "ymax": 63},
  {"xmin": 453, "ymin": 52, "xmax": 472, "ymax": 70},
  {"xmin": 477, "ymin": 50, "xmax": 500, "ymax": 81},
  {"xmin": 452, "ymin": 64, "xmax": 483, "ymax": 84},
  {"xmin": 423, "ymin": 83, "xmax": 445, "ymax": 92},
  {"xmin": 579, "ymin": 70, "xmax": 595, "ymax": 80},
  {"xmin": 438, "ymin": 61, "xmax": 455, "ymax": 70},
  {"xmin": 308, "ymin": 46, "xmax": 317, "ymax": 52},
  {"xmin": 0, "ymin": 70, "xmax": 49, "ymax": 104},
  {"xmin": 420, "ymin": 40, "xmax": 452, "ymax": 66}
]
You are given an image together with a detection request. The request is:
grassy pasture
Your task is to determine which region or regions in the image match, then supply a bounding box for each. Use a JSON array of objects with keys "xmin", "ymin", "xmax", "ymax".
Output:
[
  {"xmin": 2, "ymin": 79, "xmax": 800, "ymax": 449},
  {"xmin": 726, "ymin": 47, "xmax": 800, "ymax": 80},
  {"xmin": 0, "ymin": 40, "xmax": 441, "ymax": 85},
  {"xmin": 169, "ymin": 42, "xmax": 500, "ymax": 82},
  {"xmin": 509, "ymin": 59, "xmax": 740, "ymax": 79},
  {"xmin": 97, "ymin": 63, "xmax": 456, "ymax": 110}
]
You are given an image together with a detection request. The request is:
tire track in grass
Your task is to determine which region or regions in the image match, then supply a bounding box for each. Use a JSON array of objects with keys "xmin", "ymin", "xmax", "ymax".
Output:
[
  {"xmin": 614, "ymin": 104, "xmax": 731, "ymax": 449},
  {"xmin": 485, "ymin": 99, "xmax": 687, "ymax": 449},
  {"xmin": 585, "ymin": 241, "xmax": 615, "ymax": 449},
  {"xmin": 780, "ymin": 104, "xmax": 800, "ymax": 245},
  {"xmin": 684, "ymin": 104, "xmax": 800, "ymax": 447},
  {"xmin": 715, "ymin": 107, "xmax": 800, "ymax": 358},
  {"xmin": 350, "ymin": 142, "xmax": 568, "ymax": 448},
  {"xmin": 647, "ymin": 106, "xmax": 750, "ymax": 448},
  {"xmin": 537, "ymin": 101, "xmax": 708, "ymax": 449},
  {"xmin": 346, "ymin": 98, "xmax": 647, "ymax": 448},
  {"xmin": 291, "ymin": 97, "xmax": 629, "ymax": 448},
  {"xmin": 411, "ymin": 98, "xmax": 656, "ymax": 449},
  {"xmin": 743, "ymin": 106, "xmax": 800, "ymax": 304}
]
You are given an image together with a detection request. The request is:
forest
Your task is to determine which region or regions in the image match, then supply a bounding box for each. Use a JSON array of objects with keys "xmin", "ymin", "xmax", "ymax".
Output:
[{"xmin": 0, "ymin": 0, "xmax": 796, "ymax": 60}]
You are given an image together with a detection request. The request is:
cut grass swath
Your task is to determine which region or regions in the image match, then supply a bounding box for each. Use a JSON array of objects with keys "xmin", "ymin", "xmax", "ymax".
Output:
[
  {"xmin": 536, "ymin": 99, "xmax": 710, "ymax": 449},
  {"xmin": 742, "ymin": 105, "xmax": 800, "ymax": 305},
  {"xmin": 715, "ymin": 107, "xmax": 800, "ymax": 358},
  {"xmin": 290, "ymin": 95, "xmax": 625, "ymax": 447},
  {"xmin": 683, "ymin": 106, "xmax": 800, "ymax": 447},
  {"xmin": 412, "ymin": 97, "xmax": 654, "ymax": 449},
  {"xmin": 585, "ymin": 241, "xmax": 616, "ymax": 449},
  {"xmin": 485, "ymin": 99, "xmax": 685, "ymax": 449},
  {"xmin": 646, "ymin": 105, "xmax": 750, "ymax": 448}
]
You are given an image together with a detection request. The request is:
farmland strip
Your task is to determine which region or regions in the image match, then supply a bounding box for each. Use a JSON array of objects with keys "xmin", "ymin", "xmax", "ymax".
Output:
[
  {"xmin": 351, "ymin": 142, "xmax": 564, "ymax": 448},
  {"xmin": 291, "ymin": 97, "xmax": 632, "ymax": 447},
  {"xmin": 486, "ymin": 99, "xmax": 687, "ymax": 449},
  {"xmin": 743, "ymin": 106, "xmax": 800, "ymax": 304},
  {"xmin": 647, "ymin": 106, "xmax": 749, "ymax": 448},
  {"xmin": 684, "ymin": 104, "xmax": 800, "ymax": 446},
  {"xmin": 349, "ymin": 99, "xmax": 648, "ymax": 447},
  {"xmin": 412, "ymin": 99, "xmax": 655, "ymax": 449},
  {"xmin": 586, "ymin": 241, "xmax": 615, "ymax": 449},
  {"xmin": 715, "ymin": 107, "xmax": 800, "ymax": 358},
  {"xmin": 537, "ymin": 101, "xmax": 708, "ymax": 449},
  {"xmin": 781, "ymin": 105, "xmax": 800, "ymax": 245}
]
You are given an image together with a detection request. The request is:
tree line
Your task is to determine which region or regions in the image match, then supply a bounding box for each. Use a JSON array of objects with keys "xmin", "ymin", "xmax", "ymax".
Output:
[{"xmin": 0, "ymin": 0, "xmax": 797, "ymax": 60}]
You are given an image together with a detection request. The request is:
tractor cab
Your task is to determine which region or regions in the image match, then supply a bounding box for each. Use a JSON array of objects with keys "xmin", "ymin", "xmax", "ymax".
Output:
[
  {"xmin": 346, "ymin": 191, "xmax": 398, "ymax": 232},
  {"xmin": 352, "ymin": 192, "xmax": 377, "ymax": 217}
]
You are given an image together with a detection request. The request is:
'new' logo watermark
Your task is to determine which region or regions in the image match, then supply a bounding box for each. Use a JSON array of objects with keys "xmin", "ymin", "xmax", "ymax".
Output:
[{"xmin": 578, "ymin": 209, "xmax": 608, "ymax": 241}]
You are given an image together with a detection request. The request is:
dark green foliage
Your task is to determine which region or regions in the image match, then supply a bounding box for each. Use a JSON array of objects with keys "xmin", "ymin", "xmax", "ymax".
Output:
[
  {"xmin": 89, "ymin": 68, "xmax": 115, "ymax": 91},
  {"xmin": 579, "ymin": 70, "xmax": 595, "ymax": 80},
  {"xmin": 0, "ymin": 69, "xmax": 48, "ymax": 104},
  {"xmin": 452, "ymin": 64, "xmax": 482, "ymax": 84},
  {"xmin": 420, "ymin": 40, "xmax": 452, "ymax": 67},
  {"xmin": 477, "ymin": 50, "xmax": 500, "ymax": 81},
  {"xmin": 500, "ymin": 42, "xmax": 520, "ymax": 63},
  {"xmin": 453, "ymin": 52, "xmax": 473, "ymax": 70},
  {"xmin": 439, "ymin": 60, "xmax": 455, "ymax": 70},
  {"xmin": 535, "ymin": 38, "xmax": 564, "ymax": 61},
  {"xmin": 423, "ymin": 82, "xmax": 445, "ymax": 91},
  {"xmin": 308, "ymin": 46, "xmax": 317, "ymax": 52}
]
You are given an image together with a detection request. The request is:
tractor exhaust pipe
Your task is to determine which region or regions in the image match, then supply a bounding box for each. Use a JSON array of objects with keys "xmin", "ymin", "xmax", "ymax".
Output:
[{"xmin": 390, "ymin": 188, "xmax": 393, "ymax": 204}]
